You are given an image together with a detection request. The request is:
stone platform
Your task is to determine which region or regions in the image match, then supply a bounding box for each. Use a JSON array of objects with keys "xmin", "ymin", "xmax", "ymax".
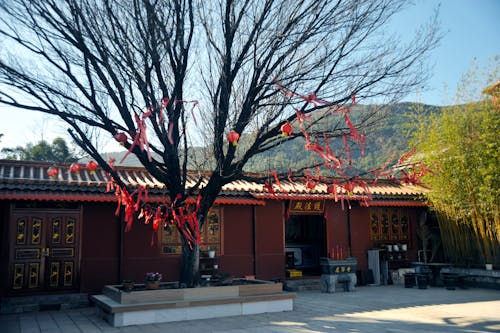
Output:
[
  {"xmin": 91, "ymin": 279, "xmax": 295, "ymax": 327},
  {"xmin": 0, "ymin": 293, "xmax": 89, "ymax": 314}
]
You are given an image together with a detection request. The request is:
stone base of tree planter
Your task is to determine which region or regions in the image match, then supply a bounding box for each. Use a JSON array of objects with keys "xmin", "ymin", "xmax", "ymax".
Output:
[{"xmin": 92, "ymin": 279, "xmax": 295, "ymax": 327}]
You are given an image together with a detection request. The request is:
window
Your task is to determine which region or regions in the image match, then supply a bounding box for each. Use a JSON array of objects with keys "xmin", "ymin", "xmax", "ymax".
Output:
[
  {"xmin": 369, "ymin": 207, "xmax": 410, "ymax": 241},
  {"xmin": 161, "ymin": 205, "xmax": 222, "ymax": 254}
]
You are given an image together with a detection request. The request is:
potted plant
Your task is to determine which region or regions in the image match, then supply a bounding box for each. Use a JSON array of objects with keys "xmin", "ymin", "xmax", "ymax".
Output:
[
  {"xmin": 122, "ymin": 279, "xmax": 135, "ymax": 292},
  {"xmin": 208, "ymin": 247, "xmax": 216, "ymax": 258},
  {"xmin": 144, "ymin": 272, "xmax": 162, "ymax": 290}
]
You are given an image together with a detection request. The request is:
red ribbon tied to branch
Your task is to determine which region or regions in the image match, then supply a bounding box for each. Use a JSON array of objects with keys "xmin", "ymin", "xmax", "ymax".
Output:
[
  {"xmin": 275, "ymin": 80, "xmax": 331, "ymax": 107},
  {"xmin": 111, "ymin": 184, "xmax": 149, "ymax": 232},
  {"xmin": 120, "ymin": 112, "xmax": 153, "ymax": 164},
  {"xmin": 276, "ymin": 81, "xmax": 366, "ymax": 169}
]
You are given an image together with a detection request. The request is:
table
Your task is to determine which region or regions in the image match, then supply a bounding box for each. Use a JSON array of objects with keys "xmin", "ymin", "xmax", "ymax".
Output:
[{"xmin": 411, "ymin": 262, "xmax": 452, "ymax": 286}]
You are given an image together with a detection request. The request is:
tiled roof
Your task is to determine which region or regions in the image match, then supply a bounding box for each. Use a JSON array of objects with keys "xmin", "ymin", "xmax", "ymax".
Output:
[
  {"xmin": 248, "ymin": 181, "xmax": 425, "ymax": 197},
  {"xmin": 483, "ymin": 81, "xmax": 500, "ymax": 97},
  {"xmin": 0, "ymin": 160, "xmax": 427, "ymax": 205}
]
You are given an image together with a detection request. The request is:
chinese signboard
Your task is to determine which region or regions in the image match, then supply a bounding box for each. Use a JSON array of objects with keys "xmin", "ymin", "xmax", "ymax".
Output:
[{"xmin": 289, "ymin": 200, "xmax": 325, "ymax": 215}]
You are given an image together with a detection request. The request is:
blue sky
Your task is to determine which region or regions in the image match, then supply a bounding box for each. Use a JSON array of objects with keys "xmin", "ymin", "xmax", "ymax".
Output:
[
  {"xmin": 393, "ymin": 0, "xmax": 500, "ymax": 105},
  {"xmin": 1, "ymin": 0, "xmax": 499, "ymax": 149}
]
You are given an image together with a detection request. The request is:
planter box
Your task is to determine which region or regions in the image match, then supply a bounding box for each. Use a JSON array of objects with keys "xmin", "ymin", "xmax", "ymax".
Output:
[
  {"xmin": 102, "ymin": 279, "xmax": 283, "ymax": 304},
  {"xmin": 92, "ymin": 279, "xmax": 295, "ymax": 327}
]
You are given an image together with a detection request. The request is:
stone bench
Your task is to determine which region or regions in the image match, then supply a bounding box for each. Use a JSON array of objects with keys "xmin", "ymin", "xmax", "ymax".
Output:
[{"xmin": 440, "ymin": 267, "xmax": 500, "ymax": 290}]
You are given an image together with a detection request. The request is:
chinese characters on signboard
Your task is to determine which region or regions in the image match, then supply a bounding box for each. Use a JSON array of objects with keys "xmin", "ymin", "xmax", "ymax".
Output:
[{"xmin": 289, "ymin": 200, "xmax": 325, "ymax": 215}]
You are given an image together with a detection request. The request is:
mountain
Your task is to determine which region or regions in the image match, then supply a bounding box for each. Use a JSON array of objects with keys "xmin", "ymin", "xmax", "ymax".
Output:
[
  {"xmin": 245, "ymin": 102, "xmax": 441, "ymax": 175},
  {"xmin": 94, "ymin": 102, "xmax": 441, "ymax": 176}
]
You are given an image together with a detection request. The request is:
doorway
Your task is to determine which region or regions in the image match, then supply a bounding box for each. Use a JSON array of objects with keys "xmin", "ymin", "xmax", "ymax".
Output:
[
  {"xmin": 285, "ymin": 214, "xmax": 326, "ymax": 275},
  {"xmin": 8, "ymin": 209, "xmax": 81, "ymax": 293}
]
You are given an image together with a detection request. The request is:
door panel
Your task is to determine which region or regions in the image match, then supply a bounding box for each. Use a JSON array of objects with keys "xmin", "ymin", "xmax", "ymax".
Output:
[
  {"xmin": 9, "ymin": 210, "xmax": 80, "ymax": 292},
  {"xmin": 11, "ymin": 214, "xmax": 46, "ymax": 290},
  {"xmin": 45, "ymin": 214, "xmax": 79, "ymax": 289}
]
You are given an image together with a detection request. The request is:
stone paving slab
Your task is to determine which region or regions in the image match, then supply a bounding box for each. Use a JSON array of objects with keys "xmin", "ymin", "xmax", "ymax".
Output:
[{"xmin": 1, "ymin": 285, "xmax": 499, "ymax": 333}]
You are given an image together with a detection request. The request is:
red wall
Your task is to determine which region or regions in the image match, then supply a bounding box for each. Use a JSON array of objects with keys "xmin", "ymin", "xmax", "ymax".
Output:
[
  {"xmin": 81, "ymin": 202, "xmax": 182, "ymax": 292},
  {"xmin": 407, "ymin": 207, "xmax": 422, "ymax": 262},
  {"xmin": 220, "ymin": 205, "xmax": 254, "ymax": 277},
  {"xmin": 80, "ymin": 202, "xmax": 120, "ymax": 292},
  {"xmin": 324, "ymin": 202, "xmax": 371, "ymax": 269},
  {"xmin": 121, "ymin": 217, "xmax": 181, "ymax": 283},
  {"xmin": 81, "ymin": 201, "xmax": 286, "ymax": 291},
  {"xmin": 254, "ymin": 201, "xmax": 285, "ymax": 281},
  {"xmin": 77, "ymin": 201, "xmax": 425, "ymax": 293},
  {"xmin": 3, "ymin": 199, "xmax": 428, "ymax": 296},
  {"xmin": 325, "ymin": 202, "xmax": 349, "ymax": 261},
  {"xmin": 349, "ymin": 205, "xmax": 371, "ymax": 270},
  {"xmin": 324, "ymin": 202, "xmax": 426, "ymax": 272}
]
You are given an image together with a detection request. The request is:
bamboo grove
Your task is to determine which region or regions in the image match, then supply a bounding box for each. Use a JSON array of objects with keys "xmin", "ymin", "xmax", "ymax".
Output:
[{"xmin": 411, "ymin": 77, "xmax": 500, "ymax": 266}]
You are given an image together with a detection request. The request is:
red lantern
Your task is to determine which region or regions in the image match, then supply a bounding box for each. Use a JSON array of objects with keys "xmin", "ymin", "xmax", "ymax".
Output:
[
  {"xmin": 47, "ymin": 166, "xmax": 58, "ymax": 179},
  {"xmin": 306, "ymin": 179, "xmax": 317, "ymax": 190},
  {"xmin": 69, "ymin": 163, "xmax": 81, "ymax": 173},
  {"xmin": 87, "ymin": 161, "xmax": 98, "ymax": 174},
  {"xmin": 227, "ymin": 131, "xmax": 240, "ymax": 147},
  {"xmin": 280, "ymin": 122, "xmax": 293, "ymax": 137},
  {"xmin": 114, "ymin": 132, "xmax": 127, "ymax": 144},
  {"xmin": 343, "ymin": 181, "xmax": 355, "ymax": 195}
]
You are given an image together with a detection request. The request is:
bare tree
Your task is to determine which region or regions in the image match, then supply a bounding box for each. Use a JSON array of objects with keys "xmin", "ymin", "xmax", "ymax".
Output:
[{"xmin": 0, "ymin": 0, "xmax": 440, "ymax": 286}]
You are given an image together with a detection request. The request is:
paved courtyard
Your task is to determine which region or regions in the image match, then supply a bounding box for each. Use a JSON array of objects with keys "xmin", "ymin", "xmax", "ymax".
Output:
[{"xmin": 1, "ymin": 285, "xmax": 499, "ymax": 333}]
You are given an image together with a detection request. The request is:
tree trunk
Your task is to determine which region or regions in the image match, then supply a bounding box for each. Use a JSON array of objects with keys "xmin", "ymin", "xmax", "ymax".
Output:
[
  {"xmin": 180, "ymin": 242, "xmax": 200, "ymax": 288},
  {"xmin": 178, "ymin": 198, "xmax": 211, "ymax": 288}
]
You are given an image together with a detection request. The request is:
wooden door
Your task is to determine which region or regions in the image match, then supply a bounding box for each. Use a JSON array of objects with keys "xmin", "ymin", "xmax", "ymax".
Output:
[{"xmin": 9, "ymin": 210, "xmax": 81, "ymax": 293}]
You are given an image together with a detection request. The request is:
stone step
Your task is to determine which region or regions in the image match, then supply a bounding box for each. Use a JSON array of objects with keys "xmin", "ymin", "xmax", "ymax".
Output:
[
  {"xmin": 284, "ymin": 279, "xmax": 321, "ymax": 291},
  {"xmin": 0, "ymin": 293, "xmax": 89, "ymax": 314}
]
